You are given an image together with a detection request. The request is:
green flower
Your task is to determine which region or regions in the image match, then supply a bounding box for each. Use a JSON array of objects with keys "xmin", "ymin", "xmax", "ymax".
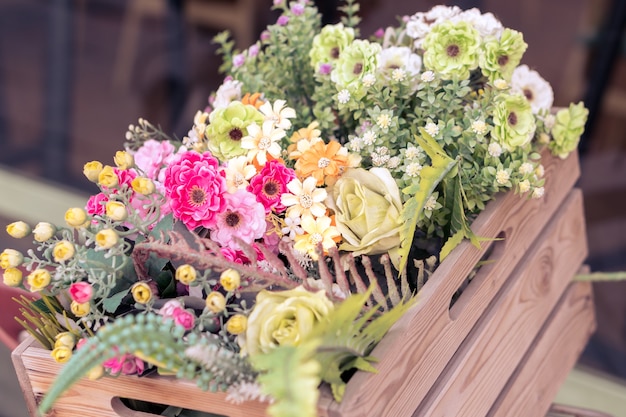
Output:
[
  {"xmin": 205, "ymin": 101, "xmax": 264, "ymax": 161},
  {"xmin": 422, "ymin": 20, "xmax": 481, "ymax": 80},
  {"xmin": 491, "ymin": 93, "xmax": 536, "ymax": 151},
  {"xmin": 549, "ymin": 102, "xmax": 588, "ymax": 159},
  {"xmin": 479, "ymin": 28, "xmax": 527, "ymax": 82},
  {"xmin": 309, "ymin": 23, "xmax": 355, "ymax": 70},
  {"xmin": 330, "ymin": 39, "xmax": 381, "ymax": 93}
]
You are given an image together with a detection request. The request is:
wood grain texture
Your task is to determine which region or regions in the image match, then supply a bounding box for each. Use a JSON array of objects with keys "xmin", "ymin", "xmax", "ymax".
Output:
[
  {"xmin": 413, "ymin": 189, "xmax": 588, "ymax": 417},
  {"xmin": 489, "ymin": 281, "xmax": 597, "ymax": 417}
]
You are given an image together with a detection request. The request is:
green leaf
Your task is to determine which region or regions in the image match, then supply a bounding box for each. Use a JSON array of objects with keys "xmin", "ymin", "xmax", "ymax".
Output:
[{"xmin": 103, "ymin": 290, "xmax": 128, "ymax": 313}]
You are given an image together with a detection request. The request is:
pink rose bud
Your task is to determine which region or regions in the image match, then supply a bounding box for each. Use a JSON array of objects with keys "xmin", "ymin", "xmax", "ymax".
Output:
[
  {"xmin": 172, "ymin": 307, "xmax": 195, "ymax": 330},
  {"xmin": 375, "ymin": 28, "xmax": 384, "ymax": 38},
  {"xmin": 69, "ymin": 282, "xmax": 93, "ymax": 304}
]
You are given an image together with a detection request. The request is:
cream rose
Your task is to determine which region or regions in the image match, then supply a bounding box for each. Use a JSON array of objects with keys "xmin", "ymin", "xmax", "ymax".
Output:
[{"xmin": 239, "ymin": 286, "xmax": 334, "ymax": 355}]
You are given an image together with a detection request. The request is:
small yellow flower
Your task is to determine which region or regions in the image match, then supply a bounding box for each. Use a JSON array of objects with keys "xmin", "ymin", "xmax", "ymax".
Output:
[
  {"xmin": 95, "ymin": 229, "xmax": 119, "ymax": 249},
  {"xmin": 51, "ymin": 346, "xmax": 73, "ymax": 363},
  {"xmin": 226, "ymin": 314, "xmax": 247, "ymax": 335},
  {"xmin": 6, "ymin": 221, "xmax": 31, "ymax": 238},
  {"xmin": 83, "ymin": 161, "xmax": 103, "ymax": 182},
  {"xmin": 105, "ymin": 201, "xmax": 128, "ymax": 222},
  {"xmin": 70, "ymin": 300, "xmax": 90, "ymax": 317},
  {"xmin": 494, "ymin": 79, "xmax": 508, "ymax": 89},
  {"xmin": 27, "ymin": 269, "xmax": 51, "ymax": 292},
  {"xmin": 131, "ymin": 177, "xmax": 155, "ymax": 195},
  {"xmin": 2, "ymin": 268, "xmax": 23, "ymax": 287},
  {"xmin": 54, "ymin": 332, "xmax": 76, "ymax": 349},
  {"xmin": 98, "ymin": 165, "xmax": 119, "ymax": 188},
  {"xmin": 65, "ymin": 208, "xmax": 88, "ymax": 228},
  {"xmin": 0, "ymin": 249, "xmax": 23, "ymax": 269},
  {"xmin": 53, "ymin": 240, "xmax": 75, "ymax": 262},
  {"xmin": 86, "ymin": 365, "xmax": 104, "ymax": 380},
  {"xmin": 33, "ymin": 222, "xmax": 56, "ymax": 242},
  {"xmin": 114, "ymin": 150, "xmax": 134, "ymax": 170},
  {"xmin": 205, "ymin": 291, "xmax": 226, "ymax": 313},
  {"xmin": 220, "ymin": 269, "xmax": 241, "ymax": 292},
  {"xmin": 175, "ymin": 264, "xmax": 197, "ymax": 285},
  {"xmin": 131, "ymin": 282, "xmax": 153, "ymax": 304}
]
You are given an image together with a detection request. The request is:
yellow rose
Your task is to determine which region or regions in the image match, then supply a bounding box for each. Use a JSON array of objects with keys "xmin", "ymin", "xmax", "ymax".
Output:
[
  {"xmin": 205, "ymin": 291, "xmax": 226, "ymax": 313},
  {"xmin": 98, "ymin": 165, "xmax": 119, "ymax": 188},
  {"xmin": 95, "ymin": 229, "xmax": 119, "ymax": 249},
  {"xmin": 175, "ymin": 264, "xmax": 197, "ymax": 285},
  {"xmin": 131, "ymin": 177, "xmax": 155, "ymax": 195},
  {"xmin": 65, "ymin": 208, "xmax": 88, "ymax": 228},
  {"xmin": 220, "ymin": 269, "xmax": 240, "ymax": 292},
  {"xmin": 6, "ymin": 221, "xmax": 31, "ymax": 238},
  {"xmin": 70, "ymin": 300, "xmax": 90, "ymax": 317},
  {"xmin": 239, "ymin": 286, "xmax": 334, "ymax": 355},
  {"xmin": 54, "ymin": 332, "xmax": 76, "ymax": 349},
  {"xmin": 3, "ymin": 268, "xmax": 23, "ymax": 287},
  {"xmin": 0, "ymin": 249, "xmax": 23, "ymax": 269},
  {"xmin": 27, "ymin": 269, "xmax": 51, "ymax": 292},
  {"xmin": 51, "ymin": 346, "xmax": 73, "ymax": 363},
  {"xmin": 114, "ymin": 150, "xmax": 134, "ymax": 170},
  {"xmin": 53, "ymin": 240, "xmax": 75, "ymax": 262},
  {"xmin": 105, "ymin": 201, "xmax": 128, "ymax": 222},
  {"xmin": 226, "ymin": 314, "xmax": 247, "ymax": 335},
  {"xmin": 131, "ymin": 282, "xmax": 153, "ymax": 304},
  {"xmin": 86, "ymin": 365, "xmax": 104, "ymax": 380},
  {"xmin": 83, "ymin": 161, "xmax": 103, "ymax": 182},
  {"xmin": 33, "ymin": 222, "xmax": 56, "ymax": 242}
]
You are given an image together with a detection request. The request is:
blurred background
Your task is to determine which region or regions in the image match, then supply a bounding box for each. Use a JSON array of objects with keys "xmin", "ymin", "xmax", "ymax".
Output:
[{"xmin": 0, "ymin": 0, "xmax": 625, "ymax": 416}]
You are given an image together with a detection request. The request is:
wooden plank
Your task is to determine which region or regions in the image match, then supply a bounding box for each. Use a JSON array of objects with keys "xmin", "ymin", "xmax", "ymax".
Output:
[
  {"xmin": 413, "ymin": 189, "xmax": 588, "ymax": 416},
  {"xmin": 331, "ymin": 151, "xmax": 581, "ymax": 417},
  {"xmin": 488, "ymin": 281, "xmax": 596, "ymax": 417}
]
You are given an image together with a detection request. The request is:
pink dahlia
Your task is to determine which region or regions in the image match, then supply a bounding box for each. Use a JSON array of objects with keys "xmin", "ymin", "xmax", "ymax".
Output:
[
  {"xmin": 221, "ymin": 243, "xmax": 266, "ymax": 265},
  {"xmin": 85, "ymin": 193, "xmax": 108, "ymax": 216},
  {"xmin": 247, "ymin": 160, "xmax": 295, "ymax": 214},
  {"xmin": 212, "ymin": 190, "xmax": 266, "ymax": 249},
  {"xmin": 163, "ymin": 151, "xmax": 227, "ymax": 230}
]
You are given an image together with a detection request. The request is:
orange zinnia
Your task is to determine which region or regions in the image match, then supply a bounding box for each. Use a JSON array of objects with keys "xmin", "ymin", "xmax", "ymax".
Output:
[
  {"xmin": 295, "ymin": 140, "xmax": 349, "ymax": 186},
  {"xmin": 241, "ymin": 92, "xmax": 264, "ymax": 109}
]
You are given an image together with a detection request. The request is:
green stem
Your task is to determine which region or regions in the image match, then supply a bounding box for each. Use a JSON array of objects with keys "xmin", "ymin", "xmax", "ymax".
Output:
[{"xmin": 574, "ymin": 271, "xmax": 626, "ymax": 282}]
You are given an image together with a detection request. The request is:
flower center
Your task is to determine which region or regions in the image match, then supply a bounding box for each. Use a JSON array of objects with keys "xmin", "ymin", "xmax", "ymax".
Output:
[
  {"xmin": 263, "ymin": 180, "xmax": 280, "ymax": 198},
  {"xmin": 189, "ymin": 186, "xmax": 207, "ymax": 206},
  {"xmin": 497, "ymin": 55, "xmax": 509, "ymax": 67},
  {"xmin": 225, "ymin": 211, "xmax": 241, "ymax": 228},
  {"xmin": 309, "ymin": 232, "xmax": 323, "ymax": 245},
  {"xmin": 299, "ymin": 193, "xmax": 313, "ymax": 208},
  {"xmin": 353, "ymin": 62, "xmax": 363, "ymax": 75},
  {"xmin": 259, "ymin": 136, "xmax": 272, "ymax": 150},
  {"xmin": 233, "ymin": 173, "xmax": 245, "ymax": 187},
  {"xmin": 508, "ymin": 111, "xmax": 518, "ymax": 126},
  {"xmin": 229, "ymin": 127, "xmax": 243, "ymax": 141},
  {"xmin": 446, "ymin": 44, "xmax": 460, "ymax": 58},
  {"xmin": 523, "ymin": 88, "xmax": 534, "ymax": 101},
  {"xmin": 330, "ymin": 46, "xmax": 340, "ymax": 59},
  {"xmin": 318, "ymin": 157, "xmax": 331, "ymax": 168}
]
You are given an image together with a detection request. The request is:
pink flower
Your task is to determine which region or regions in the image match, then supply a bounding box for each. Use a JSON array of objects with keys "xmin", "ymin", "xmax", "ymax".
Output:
[
  {"xmin": 103, "ymin": 353, "xmax": 144, "ymax": 376},
  {"xmin": 163, "ymin": 151, "xmax": 227, "ymax": 230},
  {"xmin": 158, "ymin": 299, "xmax": 183, "ymax": 317},
  {"xmin": 172, "ymin": 307, "xmax": 195, "ymax": 330},
  {"xmin": 260, "ymin": 30, "xmax": 270, "ymax": 41},
  {"xmin": 277, "ymin": 15, "xmax": 289, "ymax": 26},
  {"xmin": 319, "ymin": 63, "xmax": 332, "ymax": 75},
  {"xmin": 221, "ymin": 244, "xmax": 265, "ymax": 265},
  {"xmin": 249, "ymin": 43, "xmax": 260, "ymax": 58},
  {"xmin": 69, "ymin": 282, "xmax": 93, "ymax": 304},
  {"xmin": 375, "ymin": 28, "xmax": 385, "ymax": 38},
  {"xmin": 85, "ymin": 193, "xmax": 108, "ymax": 216},
  {"xmin": 115, "ymin": 167, "xmax": 137, "ymax": 189},
  {"xmin": 133, "ymin": 139, "xmax": 176, "ymax": 180},
  {"xmin": 247, "ymin": 160, "xmax": 295, "ymax": 214},
  {"xmin": 233, "ymin": 54, "xmax": 245, "ymax": 68},
  {"xmin": 291, "ymin": 3, "xmax": 304, "ymax": 15},
  {"xmin": 212, "ymin": 190, "xmax": 266, "ymax": 249}
]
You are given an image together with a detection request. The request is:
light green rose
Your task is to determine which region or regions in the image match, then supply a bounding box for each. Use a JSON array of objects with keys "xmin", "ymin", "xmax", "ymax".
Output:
[
  {"xmin": 330, "ymin": 39, "xmax": 381, "ymax": 93},
  {"xmin": 326, "ymin": 167, "xmax": 403, "ymax": 257},
  {"xmin": 491, "ymin": 93, "xmax": 536, "ymax": 151},
  {"xmin": 239, "ymin": 286, "xmax": 334, "ymax": 356},
  {"xmin": 205, "ymin": 101, "xmax": 264, "ymax": 161},
  {"xmin": 479, "ymin": 28, "xmax": 527, "ymax": 82},
  {"xmin": 309, "ymin": 23, "xmax": 355, "ymax": 70},
  {"xmin": 422, "ymin": 20, "xmax": 481, "ymax": 80},
  {"xmin": 549, "ymin": 102, "xmax": 588, "ymax": 159}
]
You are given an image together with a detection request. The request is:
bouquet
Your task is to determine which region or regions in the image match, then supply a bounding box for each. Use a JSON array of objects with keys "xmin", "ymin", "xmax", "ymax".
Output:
[{"xmin": 1, "ymin": 1, "xmax": 588, "ymax": 416}]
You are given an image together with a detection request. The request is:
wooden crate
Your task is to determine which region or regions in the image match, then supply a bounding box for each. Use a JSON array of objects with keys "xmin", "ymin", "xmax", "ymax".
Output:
[{"xmin": 11, "ymin": 151, "xmax": 595, "ymax": 417}]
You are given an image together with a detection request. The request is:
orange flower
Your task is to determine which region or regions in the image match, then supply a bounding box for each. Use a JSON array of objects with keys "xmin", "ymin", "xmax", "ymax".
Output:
[
  {"xmin": 241, "ymin": 92, "xmax": 264, "ymax": 109},
  {"xmin": 287, "ymin": 121, "xmax": 323, "ymax": 160},
  {"xmin": 295, "ymin": 140, "xmax": 349, "ymax": 186}
]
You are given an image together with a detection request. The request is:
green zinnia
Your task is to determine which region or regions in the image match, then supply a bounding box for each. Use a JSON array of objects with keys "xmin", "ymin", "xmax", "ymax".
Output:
[
  {"xmin": 205, "ymin": 101, "xmax": 264, "ymax": 161},
  {"xmin": 549, "ymin": 102, "xmax": 588, "ymax": 159},
  {"xmin": 330, "ymin": 39, "xmax": 381, "ymax": 93},
  {"xmin": 422, "ymin": 20, "xmax": 481, "ymax": 80},
  {"xmin": 491, "ymin": 93, "xmax": 536, "ymax": 151},
  {"xmin": 309, "ymin": 23, "xmax": 355, "ymax": 70},
  {"xmin": 479, "ymin": 28, "xmax": 527, "ymax": 82}
]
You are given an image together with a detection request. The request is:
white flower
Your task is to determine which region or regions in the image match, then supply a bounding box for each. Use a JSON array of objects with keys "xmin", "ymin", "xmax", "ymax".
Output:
[
  {"xmin": 494, "ymin": 79, "xmax": 508, "ymax": 90},
  {"xmin": 376, "ymin": 113, "xmax": 392, "ymax": 130},
  {"xmin": 453, "ymin": 8, "xmax": 503, "ymax": 39},
  {"xmin": 406, "ymin": 162, "xmax": 423, "ymax": 177},
  {"xmin": 405, "ymin": 145, "xmax": 422, "ymax": 159},
  {"xmin": 425, "ymin": 5, "xmax": 462, "ymax": 22},
  {"xmin": 406, "ymin": 18, "xmax": 431, "ymax": 40},
  {"xmin": 519, "ymin": 162, "xmax": 534, "ymax": 175},
  {"xmin": 424, "ymin": 194, "xmax": 438, "ymax": 211},
  {"xmin": 378, "ymin": 46, "xmax": 422, "ymax": 76},
  {"xmin": 535, "ymin": 164, "xmax": 545, "ymax": 178},
  {"xmin": 259, "ymin": 99, "xmax": 296, "ymax": 130},
  {"xmin": 362, "ymin": 73, "xmax": 376, "ymax": 87},
  {"xmin": 363, "ymin": 130, "xmax": 376, "ymax": 145},
  {"xmin": 349, "ymin": 137, "xmax": 364, "ymax": 152},
  {"xmin": 281, "ymin": 215, "xmax": 304, "ymax": 241},
  {"xmin": 518, "ymin": 179, "xmax": 530, "ymax": 193},
  {"xmin": 387, "ymin": 156, "xmax": 401, "ymax": 169},
  {"xmin": 543, "ymin": 114, "xmax": 556, "ymax": 130},
  {"xmin": 391, "ymin": 68, "xmax": 407, "ymax": 82},
  {"xmin": 241, "ymin": 120, "xmax": 285, "ymax": 165},
  {"xmin": 510, "ymin": 65, "xmax": 554, "ymax": 113},
  {"xmin": 488, "ymin": 142, "xmax": 503, "ymax": 157},
  {"xmin": 420, "ymin": 70, "xmax": 435, "ymax": 82},
  {"xmin": 425, "ymin": 122, "xmax": 439, "ymax": 136},
  {"xmin": 337, "ymin": 89, "xmax": 351, "ymax": 104},
  {"xmin": 532, "ymin": 186, "xmax": 545, "ymax": 199},
  {"xmin": 282, "ymin": 176, "xmax": 328, "ymax": 219},
  {"xmin": 471, "ymin": 119, "xmax": 487, "ymax": 135},
  {"xmin": 212, "ymin": 78, "xmax": 242, "ymax": 110},
  {"xmin": 496, "ymin": 169, "xmax": 510, "ymax": 185},
  {"xmin": 224, "ymin": 155, "xmax": 257, "ymax": 192}
]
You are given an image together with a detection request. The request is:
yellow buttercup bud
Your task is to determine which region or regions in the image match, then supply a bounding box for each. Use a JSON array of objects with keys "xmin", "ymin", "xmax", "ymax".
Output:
[
  {"xmin": 131, "ymin": 282, "xmax": 153, "ymax": 304},
  {"xmin": 131, "ymin": 177, "xmax": 155, "ymax": 195},
  {"xmin": 98, "ymin": 165, "xmax": 119, "ymax": 188},
  {"xmin": 83, "ymin": 161, "xmax": 103, "ymax": 182},
  {"xmin": 86, "ymin": 365, "xmax": 104, "ymax": 380},
  {"xmin": 95, "ymin": 229, "xmax": 119, "ymax": 249},
  {"xmin": 65, "ymin": 208, "xmax": 88, "ymax": 228},
  {"xmin": 175, "ymin": 264, "xmax": 197, "ymax": 285},
  {"xmin": 27, "ymin": 269, "xmax": 51, "ymax": 292},
  {"xmin": 51, "ymin": 346, "xmax": 73, "ymax": 363},
  {"xmin": 6, "ymin": 221, "xmax": 31, "ymax": 238},
  {"xmin": 53, "ymin": 240, "xmax": 75, "ymax": 262},
  {"xmin": 2, "ymin": 268, "xmax": 23, "ymax": 287},
  {"xmin": 105, "ymin": 201, "xmax": 128, "ymax": 222},
  {"xmin": 33, "ymin": 222, "xmax": 56, "ymax": 242},
  {"xmin": 54, "ymin": 332, "xmax": 76, "ymax": 349},
  {"xmin": 0, "ymin": 249, "xmax": 23, "ymax": 269},
  {"xmin": 220, "ymin": 269, "xmax": 240, "ymax": 292},
  {"xmin": 226, "ymin": 314, "xmax": 247, "ymax": 335},
  {"xmin": 70, "ymin": 300, "xmax": 90, "ymax": 317},
  {"xmin": 114, "ymin": 150, "xmax": 134, "ymax": 170},
  {"xmin": 205, "ymin": 291, "xmax": 226, "ymax": 313}
]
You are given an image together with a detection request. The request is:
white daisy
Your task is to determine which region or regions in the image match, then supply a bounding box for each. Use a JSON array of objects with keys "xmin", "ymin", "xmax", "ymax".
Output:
[
  {"xmin": 259, "ymin": 99, "xmax": 296, "ymax": 130},
  {"xmin": 223, "ymin": 155, "xmax": 257, "ymax": 193},
  {"xmin": 377, "ymin": 46, "xmax": 422, "ymax": 76},
  {"xmin": 510, "ymin": 65, "xmax": 554, "ymax": 113},
  {"xmin": 241, "ymin": 120, "xmax": 285, "ymax": 165},
  {"xmin": 281, "ymin": 176, "xmax": 328, "ymax": 218},
  {"xmin": 212, "ymin": 78, "xmax": 242, "ymax": 110}
]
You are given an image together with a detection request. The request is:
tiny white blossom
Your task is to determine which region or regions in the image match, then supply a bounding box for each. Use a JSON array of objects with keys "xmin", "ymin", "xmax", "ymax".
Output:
[
  {"xmin": 363, "ymin": 130, "xmax": 376, "ymax": 145},
  {"xmin": 496, "ymin": 169, "xmax": 510, "ymax": 185},
  {"xmin": 488, "ymin": 142, "xmax": 502, "ymax": 157},
  {"xmin": 494, "ymin": 79, "xmax": 508, "ymax": 90},
  {"xmin": 405, "ymin": 145, "xmax": 422, "ymax": 159},
  {"xmin": 391, "ymin": 68, "xmax": 407, "ymax": 82},
  {"xmin": 535, "ymin": 164, "xmax": 545, "ymax": 178},
  {"xmin": 543, "ymin": 114, "xmax": 556, "ymax": 130},
  {"xmin": 425, "ymin": 122, "xmax": 439, "ymax": 136},
  {"xmin": 376, "ymin": 113, "xmax": 392, "ymax": 129},
  {"xmin": 387, "ymin": 156, "xmax": 401, "ymax": 169},
  {"xmin": 406, "ymin": 162, "xmax": 423, "ymax": 177},
  {"xmin": 471, "ymin": 120, "xmax": 487, "ymax": 135},
  {"xmin": 424, "ymin": 195, "xmax": 437, "ymax": 211},
  {"xmin": 421, "ymin": 70, "xmax": 435, "ymax": 82},
  {"xmin": 519, "ymin": 162, "xmax": 534, "ymax": 175},
  {"xmin": 337, "ymin": 89, "xmax": 351, "ymax": 104},
  {"xmin": 362, "ymin": 73, "xmax": 376, "ymax": 87},
  {"xmin": 532, "ymin": 186, "xmax": 545, "ymax": 199},
  {"xmin": 349, "ymin": 137, "xmax": 364, "ymax": 152},
  {"xmin": 518, "ymin": 179, "xmax": 530, "ymax": 193},
  {"xmin": 372, "ymin": 152, "xmax": 390, "ymax": 167},
  {"xmin": 281, "ymin": 215, "xmax": 304, "ymax": 241}
]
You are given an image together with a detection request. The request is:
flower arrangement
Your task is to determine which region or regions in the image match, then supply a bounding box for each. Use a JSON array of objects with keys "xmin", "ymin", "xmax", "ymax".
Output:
[{"xmin": 1, "ymin": 1, "xmax": 588, "ymax": 416}]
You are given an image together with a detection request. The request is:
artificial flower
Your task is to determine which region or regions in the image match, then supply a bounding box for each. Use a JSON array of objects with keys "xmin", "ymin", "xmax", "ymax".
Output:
[
  {"xmin": 241, "ymin": 120, "xmax": 285, "ymax": 165},
  {"xmin": 281, "ymin": 176, "xmax": 328, "ymax": 219},
  {"xmin": 422, "ymin": 20, "xmax": 480, "ymax": 80},
  {"xmin": 0, "ymin": 249, "xmax": 23, "ymax": 269},
  {"xmin": 52, "ymin": 240, "xmax": 75, "ymax": 262},
  {"xmin": 331, "ymin": 39, "xmax": 381, "ymax": 94},
  {"xmin": 105, "ymin": 201, "xmax": 128, "ymax": 222},
  {"xmin": 83, "ymin": 161, "xmax": 103, "ymax": 182},
  {"xmin": 65, "ymin": 208, "xmax": 88, "ymax": 228},
  {"xmin": 131, "ymin": 282, "xmax": 153, "ymax": 304},
  {"xmin": 211, "ymin": 190, "xmax": 266, "ymax": 249},
  {"xmin": 309, "ymin": 23, "xmax": 355, "ymax": 70},
  {"xmin": 491, "ymin": 93, "xmax": 536, "ymax": 151},
  {"xmin": 95, "ymin": 229, "xmax": 119, "ymax": 249},
  {"xmin": 479, "ymin": 28, "xmax": 527, "ymax": 82},
  {"xmin": 27, "ymin": 269, "xmax": 51, "ymax": 292},
  {"xmin": 6, "ymin": 221, "xmax": 31, "ymax": 238},
  {"xmin": 226, "ymin": 314, "xmax": 248, "ymax": 335},
  {"xmin": 205, "ymin": 101, "xmax": 264, "ymax": 161},
  {"xmin": 114, "ymin": 150, "xmax": 134, "ymax": 170},
  {"xmin": 295, "ymin": 140, "xmax": 349, "ymax": 186},
  {"xmin": 549, "ymin": 102, "xmax": 589, "ymax": 159},
  {"xmin": 220, "ymin": 269, "xmax": 241, "ymax": 292},
  {"xmin": 32, "ymin": 222, "xmax": 56, "ymax": 242},
  {"xmin": 293, "ymin": 215, "xmax": 340, "ymax": 260},
  {"xmin": 205, "ymin": 291, "xmax": 227, "ymax": 313},
  {"xmin": 258, "ymin": 99, "xmax": 296, "ymax": 130},
  {"xmin": 2, "ymin": 267, "xmax": 22, "ymax": 287},
  {"xmin": 223, "ymin": 155, "xmax": 257, "ymax": 193},
  {"xmin": 69, "ymin": 282, "xmax": 93, "ymax": 304},
  {"xmin": 175, "ymin": 264, "xmax": 197, "ymax": 285},
  {"xmin": 247, "ymin": 160, "xmax": 296, "ymax": 214},
  {"xmin": 98, "ymin": 165, "xmax": 119, "ymax": 188}
]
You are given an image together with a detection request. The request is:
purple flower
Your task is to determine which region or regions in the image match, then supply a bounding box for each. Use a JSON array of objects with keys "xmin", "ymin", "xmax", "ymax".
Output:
[
  {"xmin": 249, "ymin": 43, "xmax": 260, "ymax": 58},
  {"xmin": 233, "ymin": 53, "xmax": 245, "ymax": 68},
  {"xmin": 273, "ymin": 0, "xmax": 282, "ymax": 5},
  {"xmin": 277, "ymin": 15, "xmax": 289, "ymax": 26},
  {"xmin": 291, "ymin": 3, "xmax": 305, "ymax": 15},
  {"xmin": 319, "ymin": 63, "xmax": 332, "ymax": 75},
  {"xmin": 374, "ymin": 28, "xmax": 385, "ymax": 38},
  {"xmin": 260, "ymin": 30, "xmax": 271, "ymax": 41}
]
